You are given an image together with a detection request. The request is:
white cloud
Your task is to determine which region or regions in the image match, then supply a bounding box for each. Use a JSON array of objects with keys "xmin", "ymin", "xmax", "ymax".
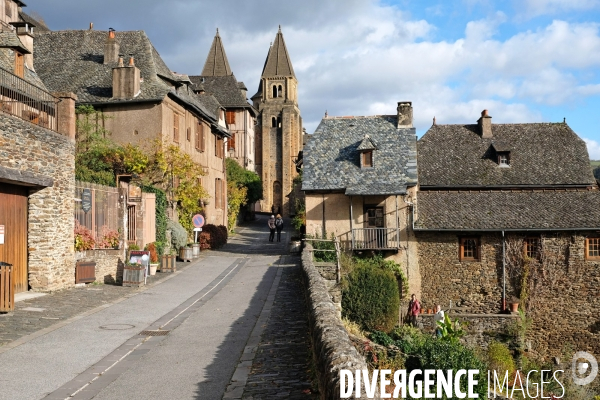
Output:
[
  {"xmin": 518, "ymin": 0, "xmax": 600, "ymax": 18},
  {"xmin": 583, "ymin": 138, "xmax": 600, "ymax": 159}
]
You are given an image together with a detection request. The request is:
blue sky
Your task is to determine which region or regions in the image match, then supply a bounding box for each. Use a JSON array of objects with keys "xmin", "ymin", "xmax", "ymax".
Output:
[{"xmin": 25, "ymin": 0, "xmax": 600, "ymax": 158}]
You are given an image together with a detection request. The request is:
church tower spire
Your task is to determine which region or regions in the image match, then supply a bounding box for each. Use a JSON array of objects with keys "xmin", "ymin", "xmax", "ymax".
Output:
[
  {"xmin": 254, "ymin": 26, "xmax": 302, "ymax": 217},
  {"xmin": 201, "ymin": 28, "xmax": 233, "ymax": 76}
]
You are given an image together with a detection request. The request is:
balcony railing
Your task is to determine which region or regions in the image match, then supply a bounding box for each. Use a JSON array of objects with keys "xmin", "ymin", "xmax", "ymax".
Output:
[
  {"xmin": 351, "ymin": 228, "xmax": 400, "ymax": 250},
  {"xmin": 0, "ymin": 66, "xmax": 57, "ymax": 131}
]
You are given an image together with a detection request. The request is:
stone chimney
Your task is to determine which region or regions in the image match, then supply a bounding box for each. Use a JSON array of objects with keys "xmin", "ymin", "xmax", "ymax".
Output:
[
  {"xmin": 53, "ymin": 92, "xmax": 78, "ymax": 140},
  {"xmin": 13, "ymin": 23, "xmax": 34, "ymax": 69},
  {"xmin": 478, "ymin": 109, "xmax": 492, "ymax": 138},
  {"xmin": 104, "ymin": 28, "xmax": 119, "ymax": 64},
  {"xmin": 397, "ymin": 101, "xmax": 413, "ymax": 128},
  {"xmin": 112, "ymin": 55, "xmax": 140, "ymax": 99}
]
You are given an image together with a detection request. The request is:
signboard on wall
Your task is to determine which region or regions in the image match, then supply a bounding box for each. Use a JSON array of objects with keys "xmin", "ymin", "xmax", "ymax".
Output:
[
  {"xmin": 81, "ymin": 189, "xmax": 92, "ymax": 213},
  {"xmin": 0, "ymin": 225, "xmax": 4, "ymax": 245},
  {"xmin": 128, "ymin": 184, "xmax": 142, "ymax": 202},
  {"xmin": 128, "ymin": 250, "xmax": 149, "ymax": 265}
]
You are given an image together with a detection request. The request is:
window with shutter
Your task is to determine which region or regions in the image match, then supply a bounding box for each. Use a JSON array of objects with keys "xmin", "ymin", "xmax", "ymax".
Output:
[
  {"xmin": 459, "ymin": 237, "xmax": 480, "ymax": 262},
  {"xmin": 14, "ymin": 52, "xmax": 24, "ymax": 78},
  {"xmin": 226, "ymin": 111, "xmax": 236, "ymax": 125},
  {"xmin": 173, "ymin": 114, "xmax": 179, "ymax": 143},
  {"xmin": 585, "ymin": 237, "xmax": 600, "ymax": 260},
  {"xmin": 228, "ymin": 134, "xmax": 236, "ymax": 151}
]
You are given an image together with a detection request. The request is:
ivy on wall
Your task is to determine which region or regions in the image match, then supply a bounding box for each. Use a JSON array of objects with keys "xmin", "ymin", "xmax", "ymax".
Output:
[{"xmin": 141, "ymin": 185, "xmax": 167, "ymax": 255}]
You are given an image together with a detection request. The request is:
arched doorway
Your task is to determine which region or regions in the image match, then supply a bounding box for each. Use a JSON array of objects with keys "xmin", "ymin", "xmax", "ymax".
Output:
[{"xmin": 273, "ymin": 181, "xmax": 282, "ymax": 215}]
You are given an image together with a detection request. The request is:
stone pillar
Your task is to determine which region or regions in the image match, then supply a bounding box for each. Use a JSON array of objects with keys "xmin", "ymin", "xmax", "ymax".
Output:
[{"xmin": 53, "ymin": 92, "xmax": 78, "ymax": 140}]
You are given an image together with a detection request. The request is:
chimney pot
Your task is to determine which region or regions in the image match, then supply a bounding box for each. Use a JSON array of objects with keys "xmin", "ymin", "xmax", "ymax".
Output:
[
  {"xmin": 90, "ymin": 22, "xmax": 94, "ymax": 30},
  {"xmin": 118, "ymin": 55, "xmax": 124, "ymax": 67},
  {"xmin": 478, "ymin": 109, "xmax": 492, "ymax": 138},
  {"xmin": 104, "ymin": 29, "xmax": 120, "ymax": 64},
  {"xmin": 396, "ymin": 101, "xmax": 413, "ymax": 128},
  {"xmin": 128, "ymin": 55, "xmax": 135, "ymax": 67}
]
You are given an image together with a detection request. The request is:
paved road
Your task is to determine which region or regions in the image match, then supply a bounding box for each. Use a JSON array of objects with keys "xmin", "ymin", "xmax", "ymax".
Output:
[{"xmin": 0, "ymin": 216, "xmax": 316, "ymax": 399}]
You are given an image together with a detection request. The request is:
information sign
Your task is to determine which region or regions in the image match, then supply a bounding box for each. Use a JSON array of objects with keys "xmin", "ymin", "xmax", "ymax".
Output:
[
  {"xmin": 82, "ymin": 189, "xmax": 92, "ymax": 213},
  {"xmin": 192, "ymin": 214, "xmax": 205, "ymax": 228}
]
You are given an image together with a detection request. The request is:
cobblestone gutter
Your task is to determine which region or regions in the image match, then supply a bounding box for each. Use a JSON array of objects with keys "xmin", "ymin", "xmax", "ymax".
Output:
[{"xmin": 302, "ymin": 243, "xmax": 379, "ymax": 399}]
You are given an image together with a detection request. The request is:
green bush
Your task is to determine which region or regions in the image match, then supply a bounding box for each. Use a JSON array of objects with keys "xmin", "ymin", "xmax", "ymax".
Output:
[
  {"xmin": 306, "ymin": 232, "xmax": 337, "ymax": 263},
  {"xmin": 370, "ymin": 331, "xmax": 394, "ymax": 347},
  {"xmin": 342, "ymin": 264, "xmax": 399, "ymax": 333},
  {"xmin": 487, "ymin": 341, "xmax": 516, "ymax": 376},
  {"xmin": 168, "ymin": 219, "xmax": 188, "ymax": 250}
]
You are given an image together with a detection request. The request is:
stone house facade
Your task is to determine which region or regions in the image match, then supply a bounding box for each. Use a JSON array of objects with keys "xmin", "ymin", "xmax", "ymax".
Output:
[
  {"xmin": 302, "ymin": 102, "xmax": 420, "ymax": 295},
  {"xmin": 252, "ymin": 27, "xmax": 302, "ymax": 216},
  {"xmin": 415, "ymin": 111, "xmax": 600, "ymax": 358},
  {"xmin": 189, "ymin": 30, "xmax": 257, "ymax": 174},
  {"xmin": 33, "ymin": 29, "xmax": 229, "ymax": 228}
]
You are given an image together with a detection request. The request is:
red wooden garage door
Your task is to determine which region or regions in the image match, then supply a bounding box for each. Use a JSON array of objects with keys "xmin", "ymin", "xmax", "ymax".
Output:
[{"xmin": 0, "ymin": 184, "xmax": 28, "ymax": 293}]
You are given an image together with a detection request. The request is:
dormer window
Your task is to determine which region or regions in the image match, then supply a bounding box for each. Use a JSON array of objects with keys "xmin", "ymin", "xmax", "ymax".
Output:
[
  {"xmin": 362, "ymin": 151, "xmax": 373, "ymax": 167},
  {"xmin": 357, "ymin": 134, "xmax": 377, "ymax": 168},
  {"xmin": 498, "ymin": 152, "xmax": 510, "ymax": 167}
]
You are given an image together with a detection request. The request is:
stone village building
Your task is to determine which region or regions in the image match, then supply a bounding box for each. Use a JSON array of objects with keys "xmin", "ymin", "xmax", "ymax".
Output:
[
  {"xmin": 302, "ymin": 102, "xmax": 420, "ymax": 295},
  {"xmin": 251, "ymin": 27, "xmax": 303, "ymax": 216},
  {"xmin": 33, "ymin": 28, "xmax": 230, "ymax": 230},
  {"xmin": 189, "ymin": 30, "xmax": 257, "ymax": 174},
  {"xmin": 303, "ymin": 104, "xmax": 600, "ymax": 358},
  {"xmin": 0, "ymin": 1, "xmax": 78, "ymax": 293}
]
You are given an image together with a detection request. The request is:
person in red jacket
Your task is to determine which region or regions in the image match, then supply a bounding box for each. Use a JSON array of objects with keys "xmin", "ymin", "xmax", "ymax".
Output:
[{"xmin": 407, "ymin": 294, "xmax": 421, "ymax": 327}]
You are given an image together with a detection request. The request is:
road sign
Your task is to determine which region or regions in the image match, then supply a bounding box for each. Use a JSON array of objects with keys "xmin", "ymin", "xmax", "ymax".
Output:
[
  {"xmin": 192, "ymin": 214, "xmax": 205, "ymax": 228},
  {"xmin": 82, "ymin": 189, "xmax": 92, "ymax": 213}
]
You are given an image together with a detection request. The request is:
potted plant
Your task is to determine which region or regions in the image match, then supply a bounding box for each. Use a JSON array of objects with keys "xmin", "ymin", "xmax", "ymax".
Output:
[
  {"xmin": 123, "ymin": 261, "xmax": 145, "ymax": 287},
  {"xmin": 190, "ymin": 242, "xmax": 200, "ymax": 258},
  {"xmin": 146, "ymin": 243, "xmax": 159, "ymax": 275},
  {"xmin": 180, "ymin": 245, "xmax": 193, "ymax": 262},
  {"xmin": 509, "ymin": 297, "xmax": 520, "ymax": 313}
]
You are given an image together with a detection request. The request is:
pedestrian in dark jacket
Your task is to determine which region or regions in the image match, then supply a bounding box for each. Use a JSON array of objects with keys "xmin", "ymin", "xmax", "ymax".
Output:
[
  {"xmin": 268, "ymin": 215, "xmax": 276, "ymax": 242},
  {"xmin": 275, "ymin": 214, "xmax": 284, "ymax": 242}
]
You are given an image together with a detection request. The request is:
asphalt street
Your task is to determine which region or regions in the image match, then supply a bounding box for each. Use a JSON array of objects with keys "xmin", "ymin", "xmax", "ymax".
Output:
[{"xmin": 0, "ymin": 216, "xmax": 314, "ymax": 400}]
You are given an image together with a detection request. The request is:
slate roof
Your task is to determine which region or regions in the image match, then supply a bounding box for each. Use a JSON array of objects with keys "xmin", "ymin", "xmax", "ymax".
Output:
[
  {"xmin": 200, "ymin": 29, "xmax": 232, "ymax": 77},
  {"xmin": 33, "ymin": 30, "xmax": 219, "ymax": 123},
  {"xmin": 19, "ymin": 11, "xmax": 50, "ymax": 32},
  {"xmin": 302, "ymin": 115, "xmax": 417, "ymax": 195},
  {"xmin": 418, "ymin": 122, "xmax": 595, "ymax": 187},
  {"xmin": 415, "ymin": 190, "xmax": 600, "ymax": 230},
  {"xmin": 189, "ymin": 75, "xmax": 251, "ymax": 108},
  {"xmin": 0, "ymin": 47, "xmax": 48, "ymax": 90},
  {"xmin": 0, "ymin": 31, "xmax": 30, "ymax": 54},
  {"xmin": 261, "ymin": 27, "xmax": 295, "ymax": 78}
]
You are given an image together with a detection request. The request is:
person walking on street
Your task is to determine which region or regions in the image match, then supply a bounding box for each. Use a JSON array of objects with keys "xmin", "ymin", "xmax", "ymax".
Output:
[
  {"xmin": 407, "ymin": 294, "xmax": 421, "ymax": 327},
  {"xmin": 268, "ymin": 215, "xmax": 276, "ymax": 242},
  {"xmin": 275, "ymin": 214, "xmax": 284, "ymax": 242}
]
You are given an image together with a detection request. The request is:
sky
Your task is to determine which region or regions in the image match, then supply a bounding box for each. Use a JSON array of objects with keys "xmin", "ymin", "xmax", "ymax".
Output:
[{"xmin": 24, "ymin": 0, "xmax": 600, "ymax": 158}]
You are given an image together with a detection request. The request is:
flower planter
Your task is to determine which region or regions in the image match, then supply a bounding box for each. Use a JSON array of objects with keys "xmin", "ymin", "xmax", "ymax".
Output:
[
  {"xmin": 149, "ymin": 263, "xmax": 158, "ymax": 276},
  {"xmin": 123, "ymin": 264, "xmax": 145, "ymax": 287},
  {"xmin": 160, "ymin": 255, "xmax": 177, "ymax": 273},
  {"xmin": 191, "ymin": 243, "xmax": 200, "ymax": 258},
  {"xmin": 509, "ymin": 302, "xmax": 520, "ymax": 313},
  {"xmin": 179, "ymin": 247, "xmax": 193, "ymax": 262}
]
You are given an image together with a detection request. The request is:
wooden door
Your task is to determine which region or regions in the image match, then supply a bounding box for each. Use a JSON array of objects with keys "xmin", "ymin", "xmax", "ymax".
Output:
[{"xmin": 0, "ymin": 184, "xmax": 28, "ymax": 293}]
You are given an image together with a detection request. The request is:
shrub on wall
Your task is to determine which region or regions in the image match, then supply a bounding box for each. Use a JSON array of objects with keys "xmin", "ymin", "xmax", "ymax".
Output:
[
  {"xmin": 199, "ymin": 224, "xmax": 228, "ymax": 250},
  {"xmin": 168, "ymin": 219, "xmax": 188, "ymax": 250},
  {"xmin": 74, "ymin": 220, "xmax": 95, "ymax": 251},
  {"xmin": 342, "ymin": 264, "xmax": 399, "ymax": 333}
]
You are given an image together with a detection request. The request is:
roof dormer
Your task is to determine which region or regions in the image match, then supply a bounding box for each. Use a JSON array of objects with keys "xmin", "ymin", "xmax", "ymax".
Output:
[
  {"xmin": 358, "ymin": 134, "xmax": 377, "ymax": 168},
  {"xmin": 491, "ymin": 142, "xmax": 511, "ymax": 167}
]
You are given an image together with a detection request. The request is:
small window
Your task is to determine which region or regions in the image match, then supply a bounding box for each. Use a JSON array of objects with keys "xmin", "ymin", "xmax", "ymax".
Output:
[
  {"xmin": 271, "ymin": 117, "xmax": 277, "ymax": 128},
  {"xmin": 186, "ymin": 127, "xmax": 191, "ymax": 142},
  {"xmin": 366, "ymin": 207, "xmax": 384, "ymax": 227},
  {"xmin": 278, "ymin": 85, "xmax": 283, "ymax": 97},
  {"xmin": 362, "ymin": 151, "xmax": 373, "ymax": 167},
  {"xmin": 524, "ymin": 237, "xmax": 539, "ymax": 259},
  {"xmin": 272, "ymin": 85, "xmax": 277, "ymax": 98},
  {"xmin": 277, "ymin": 116, "xmax": 282, "ymax": 128},
  {"xmin": 459, "ymin": 237, "xmax": 480, "ymax": 261},
  {"xmin": 498, "ymin": 152, "xmax": 510, "ymax": 167},
  {"xmin": 215, "ymin": 136, "xmax": 224, "ymax": 158},
  {"xmin": 228, "ymin": 134, "xmax": 236, "ymax": 151},
  {"xmin": 586, "ymin": 237, "xmax": 600, "ymax": 260},
  {"xmin": 173, "ymin": 114, "xmax": 179, "ymax": 143}
]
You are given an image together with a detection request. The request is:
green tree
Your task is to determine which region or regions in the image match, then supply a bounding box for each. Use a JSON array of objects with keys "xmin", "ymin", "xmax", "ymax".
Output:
[{"xmin": 225, "ymin": 158, "xmax": 262, "ymax": 232}]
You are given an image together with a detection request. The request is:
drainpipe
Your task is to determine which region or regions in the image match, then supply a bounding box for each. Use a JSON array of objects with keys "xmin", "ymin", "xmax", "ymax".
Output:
[
  {"xmin": 322, "ymin": 194, "xmax": 326, "ymax": 237},
  {"xmin": 502, "ymin": 230, "xmax": 506, "ymax": 312},
  {"xmin": 350, "ymin": 196, "xmax": 354, "ymax": 249},
  {"xmin": 395, "ymin": 195, "xmax": 399, "ymax": 249}
]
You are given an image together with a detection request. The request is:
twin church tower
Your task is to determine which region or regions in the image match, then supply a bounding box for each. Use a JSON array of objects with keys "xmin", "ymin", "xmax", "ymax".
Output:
[{"xmin": 199, "ymin": 27, "xmax": 302, "ymax": 216}]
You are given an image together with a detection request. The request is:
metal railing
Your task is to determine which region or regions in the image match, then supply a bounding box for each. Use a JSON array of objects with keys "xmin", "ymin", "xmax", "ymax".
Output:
[
  {"xmin": 0, "ymin": 66, "xmax": 57, "ymax": 131},
  {"xmin": 351, "ymin": 228, "xmax": 400, "ymax": 250}
]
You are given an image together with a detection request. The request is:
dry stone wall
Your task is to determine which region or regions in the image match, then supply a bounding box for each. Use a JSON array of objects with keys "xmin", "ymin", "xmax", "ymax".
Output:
[
  {"xmin": 0, "ymin": 113, "xmax": 75, "ymax": 291},
  {"xmin": 417, "ymin": 231, "xmax": 600, "ymax": 359}
]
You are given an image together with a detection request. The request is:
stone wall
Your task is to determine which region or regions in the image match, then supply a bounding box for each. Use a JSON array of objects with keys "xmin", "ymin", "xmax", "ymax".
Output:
[
  {"xmin": 417, "ymin": 231, "xmax": 600, "ymax": 359},
  {"xmin": 0, "ymin": 112, "xmax": 75, "ymax": 292},
  {"xmin": 301, "ymin": 244, "xmax": 377, "ymax": 399},
  {"xmin": 75, "ymin": 250, "xmax": 124, "ymax": 284}
]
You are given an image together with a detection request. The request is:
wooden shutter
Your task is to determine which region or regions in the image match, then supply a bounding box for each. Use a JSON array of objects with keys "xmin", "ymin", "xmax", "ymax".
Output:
[
  {"xmin": 173, "ymin": 114, "xmax": 179, "ymax": 142},
  {"xmin": 228, "ymin": 134, "xmax": 236, "ymax": 151},
  {"xmin": 222, "ymin": 179, "xmax": 226, "ymax": 210},
  {"xmin": 14, "ymin": 52, "xmax": 24, "ymax": 78},
  {"xmin": 226, "ymin": 111, "xmax": 236, "ymax": 125},
  {"xmin": 195, "ymin": 123, "xmax": 200, "ymax": 150}
]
